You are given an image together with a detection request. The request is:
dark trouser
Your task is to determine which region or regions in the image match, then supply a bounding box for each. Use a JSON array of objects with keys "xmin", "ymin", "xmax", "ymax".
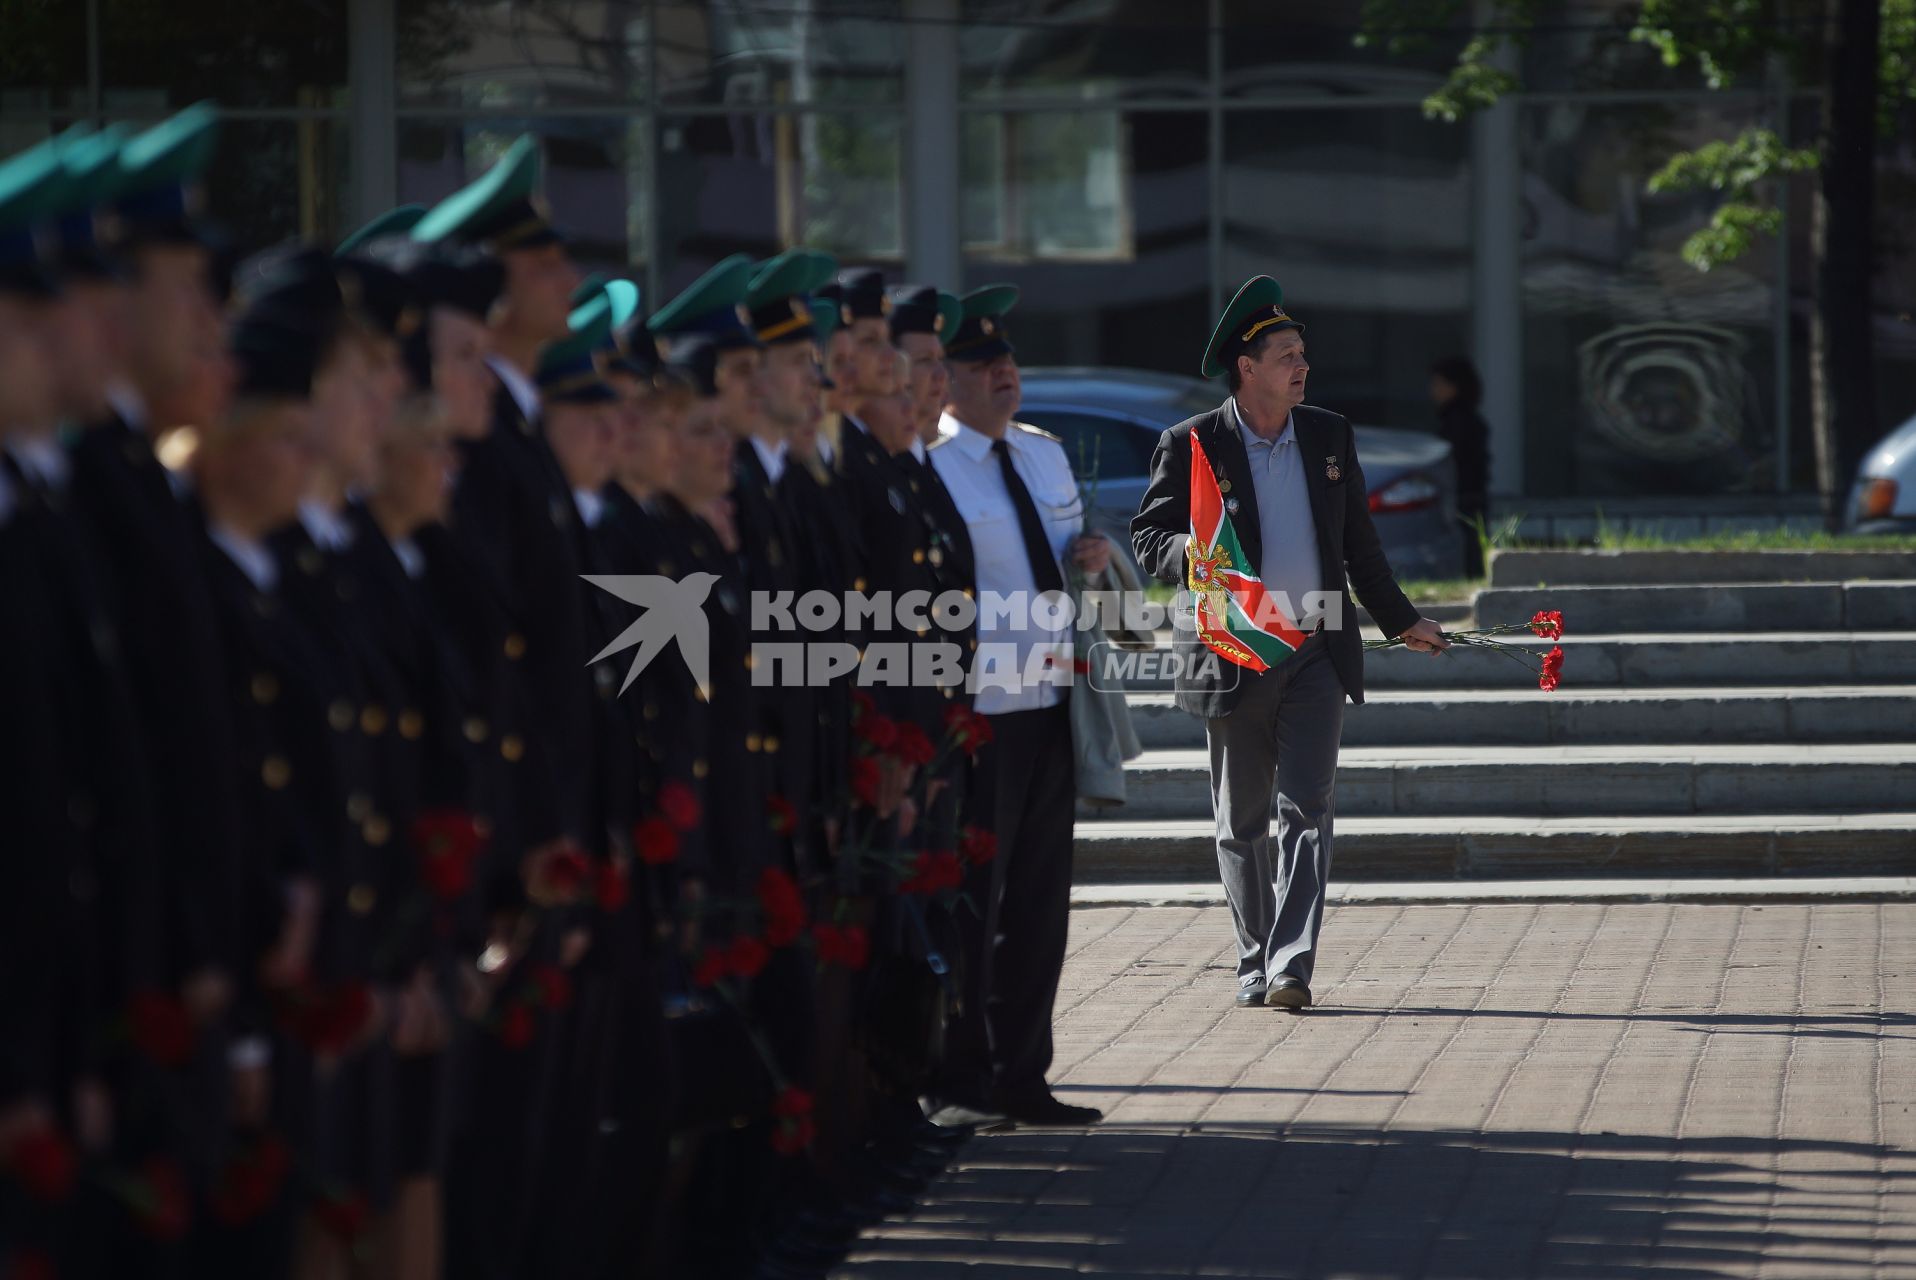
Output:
[{"xmin": 942, "ymin": 701, "xmax": 1076, "ymax": 1104}]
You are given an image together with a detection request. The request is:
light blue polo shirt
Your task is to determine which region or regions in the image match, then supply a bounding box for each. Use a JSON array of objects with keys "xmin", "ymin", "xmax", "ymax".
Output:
[{"xmin": 1231, "ymin": 399, "xmax": 1322, "ymax": 629}]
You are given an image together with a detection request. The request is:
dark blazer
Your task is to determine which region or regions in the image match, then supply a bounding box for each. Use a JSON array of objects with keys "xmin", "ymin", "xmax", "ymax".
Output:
[{"xmin": 1130, "ymin": 399, "xmax": 1420, "ymax": 717}]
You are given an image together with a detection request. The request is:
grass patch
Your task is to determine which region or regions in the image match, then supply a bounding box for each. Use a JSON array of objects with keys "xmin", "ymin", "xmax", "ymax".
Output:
[
  {"xmin": 1589, "ymin": 523, "xmax": 1916, "ymax": 552},
  {"xmin": 1399, "ymin": 577, "xmax": 1484, "ymax": 604}
]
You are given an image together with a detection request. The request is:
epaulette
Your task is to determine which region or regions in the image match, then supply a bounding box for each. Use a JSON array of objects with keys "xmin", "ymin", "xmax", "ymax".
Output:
[
  {"xmin": 1012, "ymin": 421, "xmax": 1061, "ymax": 443},
  {"xmin": 927, "ymin": 430, "xmax": 957, "ymax": 451}
]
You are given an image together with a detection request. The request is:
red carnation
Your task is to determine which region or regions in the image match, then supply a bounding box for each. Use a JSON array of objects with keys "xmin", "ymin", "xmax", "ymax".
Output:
[
  {"xmin": 533, "ymin": 964, "xmax": 573, "ymax": 1010},
  {"xmin": 133, "ymin": 1156, "xmax": 192, "ymax": 1241},
  {"xmin": 596, "ymin": 859, "xmax": 631, "ymax": 912},
  {"xmin": 1539, "ymin": 645, "xmax": 1565, "ymax": 693},
  {"xmin": 770, "ymin": 1086, "xmax": 816, "ymax": 1155},
  {"xmin": 959, "ymin": 826, "xmax": 997, "ymax": 867},
  {"xmin": 856, "ymin": 713, "xmax": 899, "ymax": 751},
  {"xmin": 411, "ymin": 810, "xmax": 486, "ymax": 902},
  {"xmin": 812, "ymin": 922, "xmax": 870, "ymax": 971},
  {"xmin": 283, "ymin": 981, "xmax": 374, "ymax": 1056},
  {"xmin": 658, "ymin": 779, "xmax": 701, "ymax": 832},
  {"xmin": 943, "ymin": 703, "xmax": 993, "ymax": 759},
  {"xmin": 891, "ymin": 722, "xmax": 935, "ymax": 768},
  {"xmin": 1527, "ymin": 610, "xmax": 1565, "ymax": 640},
  {"xmin": 528, "ymin": 840, "xmax": 591, "ymax": 903},
  {"xmin": 849, "ymin": 756, "xmax": 882, "ymax": 809},
  {"xmin": 313, "ymin": 1189, "xmax": 370, "ymax": 1242},
  {"xmin": 727, "ymin": 935, "xmax": 770, "ymax": 981},
  {"xmin": 765, "ymin": 794, "xmax": 798, "ymax": 838},
  {"xmin": 756, "ymin": 868, "xmax": 808, "ymax": 947},
  {"xmin": 903, "ymin": 850, "xmax": 963, "ymax": 896},
  {"xmin": 211, "ymin": 1134, "xmax": 292, "ymax": 1226},
  {"xmin": 5, "ymin": 1126, "xmax": 76, "ymax": 1203},
  {"xmin": 850, "ymin": 690, "xmax": 878, "ymax": 723},
  {"xmin": 692, "ymin": 945, "xmax": 729, "ymax": 989},
  {"xmin": 498, "ymin": 1003, "xmax": 536, "ymax": 1050},
  {"xmin": 7, "ymin": 1249, "xmax": 56, "ymax": 1280},
  {"xmin": 128, "ymin": 989, "xmax": 195, "ymax": 1067},
  {"xmin": 632, "ymin": 817, "xmax": 680, "ymax": 866}
]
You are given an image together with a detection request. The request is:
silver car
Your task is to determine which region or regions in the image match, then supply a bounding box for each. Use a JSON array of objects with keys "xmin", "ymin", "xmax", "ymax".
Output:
[
  {"xmin": 1015, "ymin": 367, "xmax": 1465, "ymax": 582},
  {"xmin": 1845, "ymin": 412, "xmax": 1916, "ymax": 532}
]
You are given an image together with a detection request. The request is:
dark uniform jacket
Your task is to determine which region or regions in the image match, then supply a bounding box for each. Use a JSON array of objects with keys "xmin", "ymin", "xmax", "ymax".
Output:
[{"xmin": 1130, "ymin": 400, "xmax": 1419, "ymax": 716}]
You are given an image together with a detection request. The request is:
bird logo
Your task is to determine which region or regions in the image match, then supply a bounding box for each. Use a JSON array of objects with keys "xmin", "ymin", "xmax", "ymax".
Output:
[{"xmin": 581, "ymin": 573, "xmax": 719, "ymax": 698}]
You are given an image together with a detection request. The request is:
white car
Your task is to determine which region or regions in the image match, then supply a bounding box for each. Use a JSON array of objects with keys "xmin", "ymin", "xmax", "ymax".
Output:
[{"xmin": 1845, "ymin": 412, "xmax": 1916, "ymax": 532}]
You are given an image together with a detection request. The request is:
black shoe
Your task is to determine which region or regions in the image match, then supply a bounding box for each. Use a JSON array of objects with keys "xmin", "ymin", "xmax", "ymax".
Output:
[
  {"xmin": 996, "ymin": 1091, "xmax": 1102, "ymax": 1126},
  {"xmin": 1235, "ymin": 980, "xmax": 1269, "ymax": 1008},
  {"xmin": 912, "ymin": 1116, "xmax": 974, "ymax": 1147},
  {"xmin": 1265, "ymin": 977, "xmax": 1312, "ymax": 1010}
]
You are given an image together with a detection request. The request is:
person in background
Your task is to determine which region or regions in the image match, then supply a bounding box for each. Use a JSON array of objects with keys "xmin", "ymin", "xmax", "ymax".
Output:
[{"xmin": 1430, "ymin": 355, "xmax": 1490, "ymax": 577}]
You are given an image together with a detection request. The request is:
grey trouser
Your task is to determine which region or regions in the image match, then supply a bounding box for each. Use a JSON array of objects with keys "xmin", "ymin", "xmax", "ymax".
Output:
[{"xmin": 1204, "ymin": 633, "xmax": 1345, "ymax": 987}]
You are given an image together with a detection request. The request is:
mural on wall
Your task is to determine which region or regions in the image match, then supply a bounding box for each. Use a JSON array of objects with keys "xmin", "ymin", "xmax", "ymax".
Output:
[{"xmin": 1576, "ymin": 322, "xmax": 1767, "ymax": 494}]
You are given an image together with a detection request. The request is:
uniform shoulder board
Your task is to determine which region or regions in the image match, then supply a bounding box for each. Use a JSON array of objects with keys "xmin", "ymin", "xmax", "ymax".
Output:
[
  {"xmin": 1012, "ymin": 420, "xmax": 1061, "ymax": 443},
  {"xmin": 927, "ymin": 432, "xmax": 956, "ymax": 452}
]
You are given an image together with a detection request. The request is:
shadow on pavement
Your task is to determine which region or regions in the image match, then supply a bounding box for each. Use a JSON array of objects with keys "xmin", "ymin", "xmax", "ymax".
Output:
[{"xmin": 835, "ymin": 1122, "xmax": 1911, "ymax": 1278}]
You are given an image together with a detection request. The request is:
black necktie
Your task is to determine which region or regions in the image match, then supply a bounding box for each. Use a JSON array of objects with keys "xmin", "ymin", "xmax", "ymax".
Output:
[{"xmin": 991, "ymin": 438, "xmax": 1064, "ymax": 595}]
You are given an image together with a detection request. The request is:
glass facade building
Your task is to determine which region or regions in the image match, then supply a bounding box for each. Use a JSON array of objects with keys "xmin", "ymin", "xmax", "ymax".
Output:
[{"xmin": 5, "ymin": 0, "xmax": 1913, "ymax": 501}]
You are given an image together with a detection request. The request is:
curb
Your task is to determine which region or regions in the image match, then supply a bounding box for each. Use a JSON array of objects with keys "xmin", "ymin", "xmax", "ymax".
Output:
[{"xmin": 1071, "ymin": 876, "xmax": 1916, "ymax": 908}]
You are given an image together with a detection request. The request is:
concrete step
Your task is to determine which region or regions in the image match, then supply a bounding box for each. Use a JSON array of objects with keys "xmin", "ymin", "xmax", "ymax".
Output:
[
  {"xmin": 1474, "ymin": 581, "xmax": 1916, "ymax": 633},
  {"xmin": 1127, "ymin": 686, "xmax": 1916, "ymax": 749},
  {"xmin": 1112, "ymin": 743, "xmax": 1916, "ymax": 819},
  {"xmin": 1072, "ymin": 812, "xmax": 1916, "ymax": 882},
  {"xmin": 1105, "ymin": 633, "xmax": 1916, "ymax": 692},
  {"xmin": 1489, "ymin": 548, "xmax": 1916, "ymax": 588}
]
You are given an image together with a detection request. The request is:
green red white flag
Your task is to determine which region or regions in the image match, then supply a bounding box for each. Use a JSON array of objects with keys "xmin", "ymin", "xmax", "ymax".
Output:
[{"xmin": 1187, "ymin": 432, "xmax": 1308, "ymax": 672}]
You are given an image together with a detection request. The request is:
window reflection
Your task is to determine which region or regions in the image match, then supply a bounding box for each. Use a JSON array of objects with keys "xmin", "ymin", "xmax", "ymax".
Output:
[
  {"xmin": 398, "ymin": 0, "xmax": 649, "ymax": 107},
  {"xmin": 960, "ymin": 0, "xmax": 1206, "ymax": 101},
  {"xmin": 656, "ymin": 0, "xmax": 903, "ymax": 106}
]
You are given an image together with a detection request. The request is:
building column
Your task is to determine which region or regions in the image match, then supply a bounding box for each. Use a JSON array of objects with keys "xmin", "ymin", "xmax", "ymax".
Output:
[
  {"xmin": 903, "ymin": 0, "xmax": 960, "ymax": 287},
  {"xmin": 347, "ymin": 0, "xmax": 398, "ymax": 227},
  {"xmin": 1470, "ymin": 7, "xmax": 1523, "ymax": 500}
]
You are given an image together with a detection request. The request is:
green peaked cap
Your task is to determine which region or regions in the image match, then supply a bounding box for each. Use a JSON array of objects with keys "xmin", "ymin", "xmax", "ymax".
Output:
[
  {"xmin": 601, "ymin": 278, "xmax": 641, "ymax": 330},
  {"xmin": 745, "ymin": 248, "xmax": 836, "ymax": 308},
  {"xmin": 57, "ymin": 125, "xmax": 130, "ymax": 209},
  {"xmin": 647, "ymin": 252, "xmax": 757, "ymax": 339},
  {"xmin": 411, "ymin": 135, "xmax": 557, "ymax": 249},
  {"xmin": 114, "ymin": 101, "xmax": 218, "ymax": 201},
  {"xmin": 0, "ymin": 135, "xmax": 70, "ymax": 226},
  {"xmin": 1202, "ymin": 274, "xmax": 1304, "ymax": 380},
  {"xmin": 538, "ymin": 290, "xmax": 617, "ymax": 404},
  {"xmin": 337, "ymin": 204, "xmax": 426, "ymax": 255},
  {"xmin": 943, "ymin": 283, "xmax": 1019, "ymax": 362},
  {"xmin": 935, "ymin": 291, "xmax": 963, "ymax": 344}
]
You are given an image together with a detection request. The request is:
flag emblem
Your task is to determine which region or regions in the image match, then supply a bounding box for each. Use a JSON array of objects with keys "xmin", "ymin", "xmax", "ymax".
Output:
[{"xmin": 1188, "ymin": 433, "xmax": 1308, "ymax": 673}]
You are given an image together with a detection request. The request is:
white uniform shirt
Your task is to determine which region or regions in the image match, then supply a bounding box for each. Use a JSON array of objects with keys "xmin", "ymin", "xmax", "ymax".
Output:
[{"xmin": 931, "ymin": 412, "xmax": 1082, "ymax": 716}]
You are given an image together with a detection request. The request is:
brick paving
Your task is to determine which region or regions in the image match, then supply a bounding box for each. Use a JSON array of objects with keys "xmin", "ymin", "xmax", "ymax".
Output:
[{"xmin": 836, "ymin": 903, "xmax": 1916, "ymax": 1279}]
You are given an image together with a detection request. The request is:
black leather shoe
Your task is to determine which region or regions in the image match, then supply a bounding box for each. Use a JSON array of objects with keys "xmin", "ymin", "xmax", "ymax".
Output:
[
  {"xmin": 1235, "ymin": 980, "xmax": 1269, "ymax": 1008},
  {"xmin": 1265, "ymin": 977, "xmax": 1312, "ymax": 1010},
  {"xmin": 996, "ymin": 1091, "xmax": 1102, "ymax": 1126}
]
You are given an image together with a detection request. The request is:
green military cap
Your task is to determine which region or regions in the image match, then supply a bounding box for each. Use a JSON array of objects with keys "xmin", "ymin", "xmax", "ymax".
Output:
[
  {"xmin": 885, "ymin": 283, "xmax": 961, "ymax": 342},
  {"xmin": 943, "ymin": 283, "xmax": 1018, "ymax": 363},
  {"xmin": 571, "ymin": 272, "xmax": 609, "ymax": 307},
  {"xmin": 936, "ymin": 291, "xmax": 963, "ymax": 343},
  {"xmin": 110, "ymin": 101, "xmax": 220, "ymax": 247},
  {"xmin": 0, "ymin": 136, "xmax": 69, "ymax": 296},
  {"xmin": 410, "ymin": 135, "xmax": 561, "ymax": 252},
  {"xmin": 53, "ymin": 125, "xmax": 129, "ymax": 277},
  {"xmin": 746, "ymin": 248, "xmax": 836, "ymax": 345},
  {"xmin": 810, "ymin": 282, "xmax": 843, "ymax": 344},
  {"xmin": 648, "ymin": 252, "xmax": 759, "ymax": 350},
  {"xmin": 538, "ymin": 291, "xmax": 617, "ymax": 405},
  {"xmin": 337, "ymin": 204, "xmax": 425, "ymax": 256},
  {"xmin": 1202, "ymin": 274, "xmax": 1305, "ymax": 380}
]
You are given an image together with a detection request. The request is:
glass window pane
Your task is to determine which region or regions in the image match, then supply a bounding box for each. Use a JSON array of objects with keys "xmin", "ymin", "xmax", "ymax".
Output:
[
  {"xmin": 397, "ymin": 0, "xmax": 650, "ymax": 108},
  {"xmin": 1521, "ymin": 1, "xmax": 1758, "ymax": 94},
  {"xmin": 960, "ymin": 0, "xmax": 1207, "ymax": 102},
  {"xmin": 397, "ymin": 119, "xmax": 649, "ymax": 273},
  {"xmin": 202, "ymin": 118, "xmax": 351, "ymax": 249},
  {"xmin": 1521, "ymin": 100, "xmax": 1779, "ymax": 497},
  {"xmin": 100, "ymin": 0, "xmax": 347, "ymax": 110},
  {"xmin": 657, "ymin": 0, "xmax": 903, "ymax": 106},
  {"xmin": 0, "ymin": 0, "xmax": 88, "ymax": 113},
  {"xmin": 963, "ymin": 112, "xmax": 1130, "ymax": 258},
  {"xmin": 963, "ymin": 111, "xmax": 1207, "ymax": 373},
  {"xmin": 1220, "ymin": 0, "xmax": 1467, "ymax": 100},
  {"xmin": 655, "ymin": 111, "xmax": 899, "ymax": 290},
  {"xmin": 1223, "ymin": 108, "xmax": 1470, "ymax": 430}
]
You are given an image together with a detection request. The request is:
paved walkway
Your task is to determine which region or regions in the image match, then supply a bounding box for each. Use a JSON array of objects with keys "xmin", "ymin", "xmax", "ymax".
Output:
[{"xmin": 837, "ymin": 902, "xmax": 1916, "ymax": 1278}]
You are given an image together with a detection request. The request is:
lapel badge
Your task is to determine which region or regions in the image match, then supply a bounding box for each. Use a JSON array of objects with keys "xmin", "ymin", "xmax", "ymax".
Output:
[
  {"xmin": 1224, "ymin": 496, "xmax": 1240, "ymax": 515},
  {"xmin": 1217, "ymin": 478, "xmax": 1232, "ymax": 494},
  {"xmin": 1324, "ymin": 456, "xmax": 1341, "ymax": 482}
]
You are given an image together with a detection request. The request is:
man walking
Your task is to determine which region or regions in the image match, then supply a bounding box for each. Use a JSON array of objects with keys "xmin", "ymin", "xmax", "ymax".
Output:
[{"xmin": 1130, "ymin": 276, "xmax": 1448, "ymax": 1011}]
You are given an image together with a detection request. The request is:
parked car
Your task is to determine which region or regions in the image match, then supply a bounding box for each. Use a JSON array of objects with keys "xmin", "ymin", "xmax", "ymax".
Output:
[
  {"xmin": 1845, "ymin": 411, "xmax": 1916, "ymax": 532},
  {"xmin": 1014, "ymin": 366, "xmax": 1465, "ymax": 582}
]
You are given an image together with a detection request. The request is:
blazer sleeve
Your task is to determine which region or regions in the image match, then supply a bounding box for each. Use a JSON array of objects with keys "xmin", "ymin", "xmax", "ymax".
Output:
[
  {"xmin": 1337, "ymin": 419, "xmax": 1421, "ymax": 639},
  {"xmin": 1129, "ymin": 426, "xmax": 1192, "ymax": 586}
]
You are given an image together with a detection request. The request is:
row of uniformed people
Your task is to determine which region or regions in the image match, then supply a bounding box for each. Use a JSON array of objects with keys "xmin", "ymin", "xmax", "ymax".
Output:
[{"xmin": 0, "ymin": 103, "xmax": 1096, "ymax": 1280}]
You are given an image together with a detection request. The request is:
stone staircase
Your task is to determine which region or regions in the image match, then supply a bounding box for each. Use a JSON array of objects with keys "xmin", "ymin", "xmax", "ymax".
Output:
[{"xmin": 1078, "ymin": 549, "xmax": 1916, "ymax": 882}]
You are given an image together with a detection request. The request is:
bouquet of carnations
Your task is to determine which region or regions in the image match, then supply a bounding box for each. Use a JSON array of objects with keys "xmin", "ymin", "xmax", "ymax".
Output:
[{"xmin": 1366, "ymin": 609, "xmax": 1566, "ymax": 691}]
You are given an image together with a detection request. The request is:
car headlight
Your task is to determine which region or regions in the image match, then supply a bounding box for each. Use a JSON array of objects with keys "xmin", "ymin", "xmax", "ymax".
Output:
[
  {"xmin": 1858, "ymin": 476, "xmax": 1899, "ymax": 521},
  {"xmin": 1367, "ymin": 473, "xmax": 1442, "ymax": 514}
]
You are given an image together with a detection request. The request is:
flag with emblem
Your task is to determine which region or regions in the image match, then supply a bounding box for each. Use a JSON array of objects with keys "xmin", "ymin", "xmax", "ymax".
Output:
[{"xmin": 1186, "ymin": 433, "xmax": 1308, "ymax": 672}]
